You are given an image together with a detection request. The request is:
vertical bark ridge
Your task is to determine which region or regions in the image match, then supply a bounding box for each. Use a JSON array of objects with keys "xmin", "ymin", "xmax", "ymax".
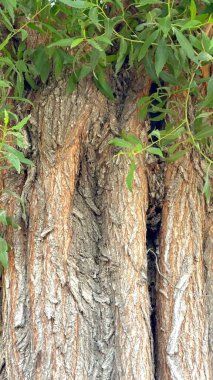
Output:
[
  {"xmin": 204, "ymin": 217, "xmax": 213, "ymax": 376},
  {"xmin": 1, "ymin": 75, "xmax": 154, "ymax": 379},
  {"xmin": 99, "ymin": 100, "xmax": 154, "ymax": 378},
  {"xmin": 156, "ymin": 159, "xmax": 211, "ymax": 379}
]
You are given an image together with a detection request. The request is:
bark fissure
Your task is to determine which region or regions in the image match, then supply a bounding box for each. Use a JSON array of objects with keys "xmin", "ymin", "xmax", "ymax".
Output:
[{"xmin": 0, "ymin": 74, "xmax": 212, "ymax": 380}]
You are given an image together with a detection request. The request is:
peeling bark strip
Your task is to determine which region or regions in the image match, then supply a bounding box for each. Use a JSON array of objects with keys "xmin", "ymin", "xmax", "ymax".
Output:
[
  {"xmin": 1, "ymin": 75, "xmax": 155, "ymax": 379},
  {"xmin": 157, "ymin": 161, "xmax": 211, "ymax": 379}
]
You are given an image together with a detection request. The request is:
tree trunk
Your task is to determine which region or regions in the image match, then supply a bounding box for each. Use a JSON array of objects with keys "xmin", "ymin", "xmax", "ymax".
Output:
[{"xmin": 0, "ymin": 71, "xmax": 212, "ymax": 379}]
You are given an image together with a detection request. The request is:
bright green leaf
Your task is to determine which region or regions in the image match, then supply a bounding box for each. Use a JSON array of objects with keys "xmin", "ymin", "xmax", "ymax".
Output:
[
  {"xmin": 5, "ymin": 153, "xmax": 21, "ymax": 173},
  {"xmin": 126, "ymin": 160, "xmax": 136, "ymax": 192},
  {"xmin": 0, "ymin": 237, "xmax": 8, "ymax": 269},
  {"xmin": 189, "ymin": 0, "xmax": 197, "ymax": 20},
  {"xmin": 115, "ymin": 37, "xmax": 127, "ymax": 74},
  {"xmin": 59, "ymin": 0, "xmax": 93, "ymax": 8},
  {"xmin": 12, "ymin": 115, "xmax": 31, "ymax": 130},
  {"xmin": 0, "ymin": 210, "xmax": 7, "ymax": 225},
  {"xmin": 109, "ymin": 138, "xmax": 132, "ymax": 149},
  {"xmin": 147, "ymin": 147, "xmax": 164, "ymax": 157}
]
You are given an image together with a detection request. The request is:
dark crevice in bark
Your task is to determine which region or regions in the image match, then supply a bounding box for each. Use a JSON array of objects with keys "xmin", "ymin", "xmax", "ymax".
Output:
[
  {"xmin": 113, "ymin": 66, "xmax": 132, "ymax": 121},
  {"xmin": 146, "ymin": 157, "xmax": 165, "ymax": 379},
  {"xmin": 147, "ymin": 227, "xmax": 159, "ymax": 380}
]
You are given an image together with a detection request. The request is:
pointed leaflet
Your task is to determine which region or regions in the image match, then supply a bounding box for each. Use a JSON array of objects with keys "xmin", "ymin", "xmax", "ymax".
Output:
[
  {"xmin": 94, "ymin": 66, "xmax": 114, "ymax": 100},
  {"xmin": 155, "ymin": 38, "xmax": 168, "ymax": 76},
  {"xmin": 59, "ymin": 0, "xmax": 93, "ymax": 8},
  {"xmin": 189, "ymin": 0, "xmax": 197, "ymax": 20},
  {"xmin": 5, "ymin": 153, "xmax": 21, "ymax": 173},
  {"xmin": 195, "ymin": 125, "xmax": 213, "ymax": 140},
  {"xmin": 109, "ymin": 138, "xmax": 132, "ymax": 149},
  {"xmin": 115, "ymin": 37, "xmax": 127, "ymax": 74},
  {"xmin": 138, "ymin": 30, "xmax": 159, "ymax": 62},
  {"xmin": 12, "ymin": 115, "xmax": 31, "ymax": 130},
  {"xmin": 175, "ymin": 29, "xmax": 195, "ymax": 61},
  {"xmin": 0, "ymin": 237, "xmax": 8, "ymax": 269},
  {"xmin": 147, "ymin": 147, "xmax": 164, "ymax": 158},
  {"xmin": 121, "ymin": 132, "xmax": 142, "ymax": 145},
  {"xmin": 126, "ymin": 160, "xmax": 136, "ymax": 192},
  {"xmin": 0, "ymin": 210, "xmax": 7, "ymax": 225}
]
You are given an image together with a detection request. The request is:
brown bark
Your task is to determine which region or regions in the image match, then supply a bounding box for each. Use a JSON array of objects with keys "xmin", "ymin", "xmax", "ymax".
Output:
[
  {"xmin": 1, "ymin": 74, "xmax": 154, "ymax": 379},
  {"xmin": 0, "ymin": 73, "xmax": 212, "ymax": 380},
  {"xmin": 156, "ymin": 160, "xmax": 211, "ymax": 379}
]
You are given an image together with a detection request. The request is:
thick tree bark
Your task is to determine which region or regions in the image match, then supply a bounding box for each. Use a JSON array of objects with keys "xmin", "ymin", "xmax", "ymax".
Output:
[
  {"xmin": 156, "ymin": 160, "xmax": 211, "ymax": 379},
  {"xmin": 0, "ymin": 72, "xmax": 212, "ymax": 379}
]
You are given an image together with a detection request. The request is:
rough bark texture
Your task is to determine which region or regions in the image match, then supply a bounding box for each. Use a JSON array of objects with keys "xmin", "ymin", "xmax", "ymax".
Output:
[
  {"xmin": 1, "ymin": 74, "xmax": 155, "ymax": 379},
  {"xmin": 0, "ymin": 72, "xmax": 212, "ymax": 380},
  {"xmin": 156, "ymin": 160, "xmax": 211, "ymax": 379}
]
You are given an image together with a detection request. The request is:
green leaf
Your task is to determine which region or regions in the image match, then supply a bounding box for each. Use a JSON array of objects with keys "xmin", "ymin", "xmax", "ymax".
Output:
[
  {"xmin": 0, "ymin": 33, "xmax": 12, "ymax": 51},
  {"xmin": 155, "ymin": 38, "xmax": 168, "ymax": 76},
  {"xmin": 48, "ymin": 38, "xmax": 74, "ymax": 48},
  {"xmin": 158, "ymin": 16, "xmax": 171, "ymax": 37},
  {"xmin": 5, "ymin": 153, "xmax": 21, "ymax": 173},
  {"xmin": 89, "ymin": 7, "xmax": 100, "ymax": 28},
  {"xmin": 71, "ymin": 38, "xmax": 84, "ymax": 48},
  {"xmin": 59, "ymin": 0, "xmax": 93, "ymax": 8},
  {"xmin": 121, "ymin": 132, "xmax": 142, "ymax": 145},
  {"xmin": 189, "ymin": 0, "xmax": 197, "ymax": 20},
  {"xmin": 115, "ymin": 37, "xmax": 127, "ymax": 74},
  {"xmin": 138, "ymin": 29, "xmax": 159, "ymax": 62},
  {"xmin": 21, "ymin": 29, "xmax": 28, "ymax": 41},
  {"xmin": 0, "ymin": 209, "xmax": 7, "ymax": 225},
  {"xmin": 144, "ymin": 51, "xmax": 159, "ymax": 83},
  {"xmin": 4, "ymin": 145, "xmax": 32, "ymax": 166},
  {"xmin": 195, "ymin": 112, "xmax": 213, "ymax": 119},
  {"xmin": 165, "ymin": 149, "xmax": 187, "ymax": 162},
  {"xmin": 53, "ymin": 51, "xmax": 63, "ymax": 79},
  {"xmin": 5, "ymin": 216, "xmax": 20, "ymax": 230},
  {"xmin": 88, "ymin": 39, "xmax": 103, "ymax": 51},
  {"xmin": 126, "ymin": 160, "xmax": 136, "ymax": 192},
  {"xmin": 66, "ymin": 74, "xmax": 78, "ymax": 94},
  {"xmin": 175, "ymin": 29, "xmax": 195, "ymax": 61},
  {"xmin": 114, "ymin": 0, "xmax": 124, "ymax": 10},
  {"xmin": 196, "ymin": 52, "xmax": 213, "ymax": 63},
  {"xmin": 94, "ymin": 67, "xmax": 114, "ymax": 100},
  {"xmin": 0, "ymin": 237, "xmax": 8, "ymax": 269},
  {"xmin": 109, "ymin": 138, "xmax": 132, "ymax": 149},
  {"xmin": 4, "ymin": 109, "xmax": 9, "ymax": 126},
  {"xmin": 136, "ymin": 0, "xmax": 162, "ymax": 6},
  {"xmin": 195, "ymin": 125, "xmax": 213, "ymax": 140},
  {"xmin": 32, "ymin": 47, "xmax": 50, "ymax": 83},
  {"xmin": 203, "ymin": 171, "xmax": 211, "ymax": 204},
  {"xmin": 181, "ymin": 20, "xmax": 201, "ymax": 30},
  {"xmin": 147, "ymin": 147, "xmax": 164, "ymax": 158},
  {"xmin": 149, "ymin": 129, "xmax": 161, "ymax": 140},
  {"xmin": 78, "ymin": 65, "xmax": 92, "ymax": 80},
  {"xmin": 12, "ymin": 115, "xmax": 31, "ymax": 130},
  {"xmin": 95, "ymin": 35, "xmax": 113, "ymax": 46},
  {"xmin": 133, "ymin": 144, "xmax": 143, "ymax": 153},
  {"xmin": 207, "ymin": 76, "xmax": 213, "ymax": 98}
]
